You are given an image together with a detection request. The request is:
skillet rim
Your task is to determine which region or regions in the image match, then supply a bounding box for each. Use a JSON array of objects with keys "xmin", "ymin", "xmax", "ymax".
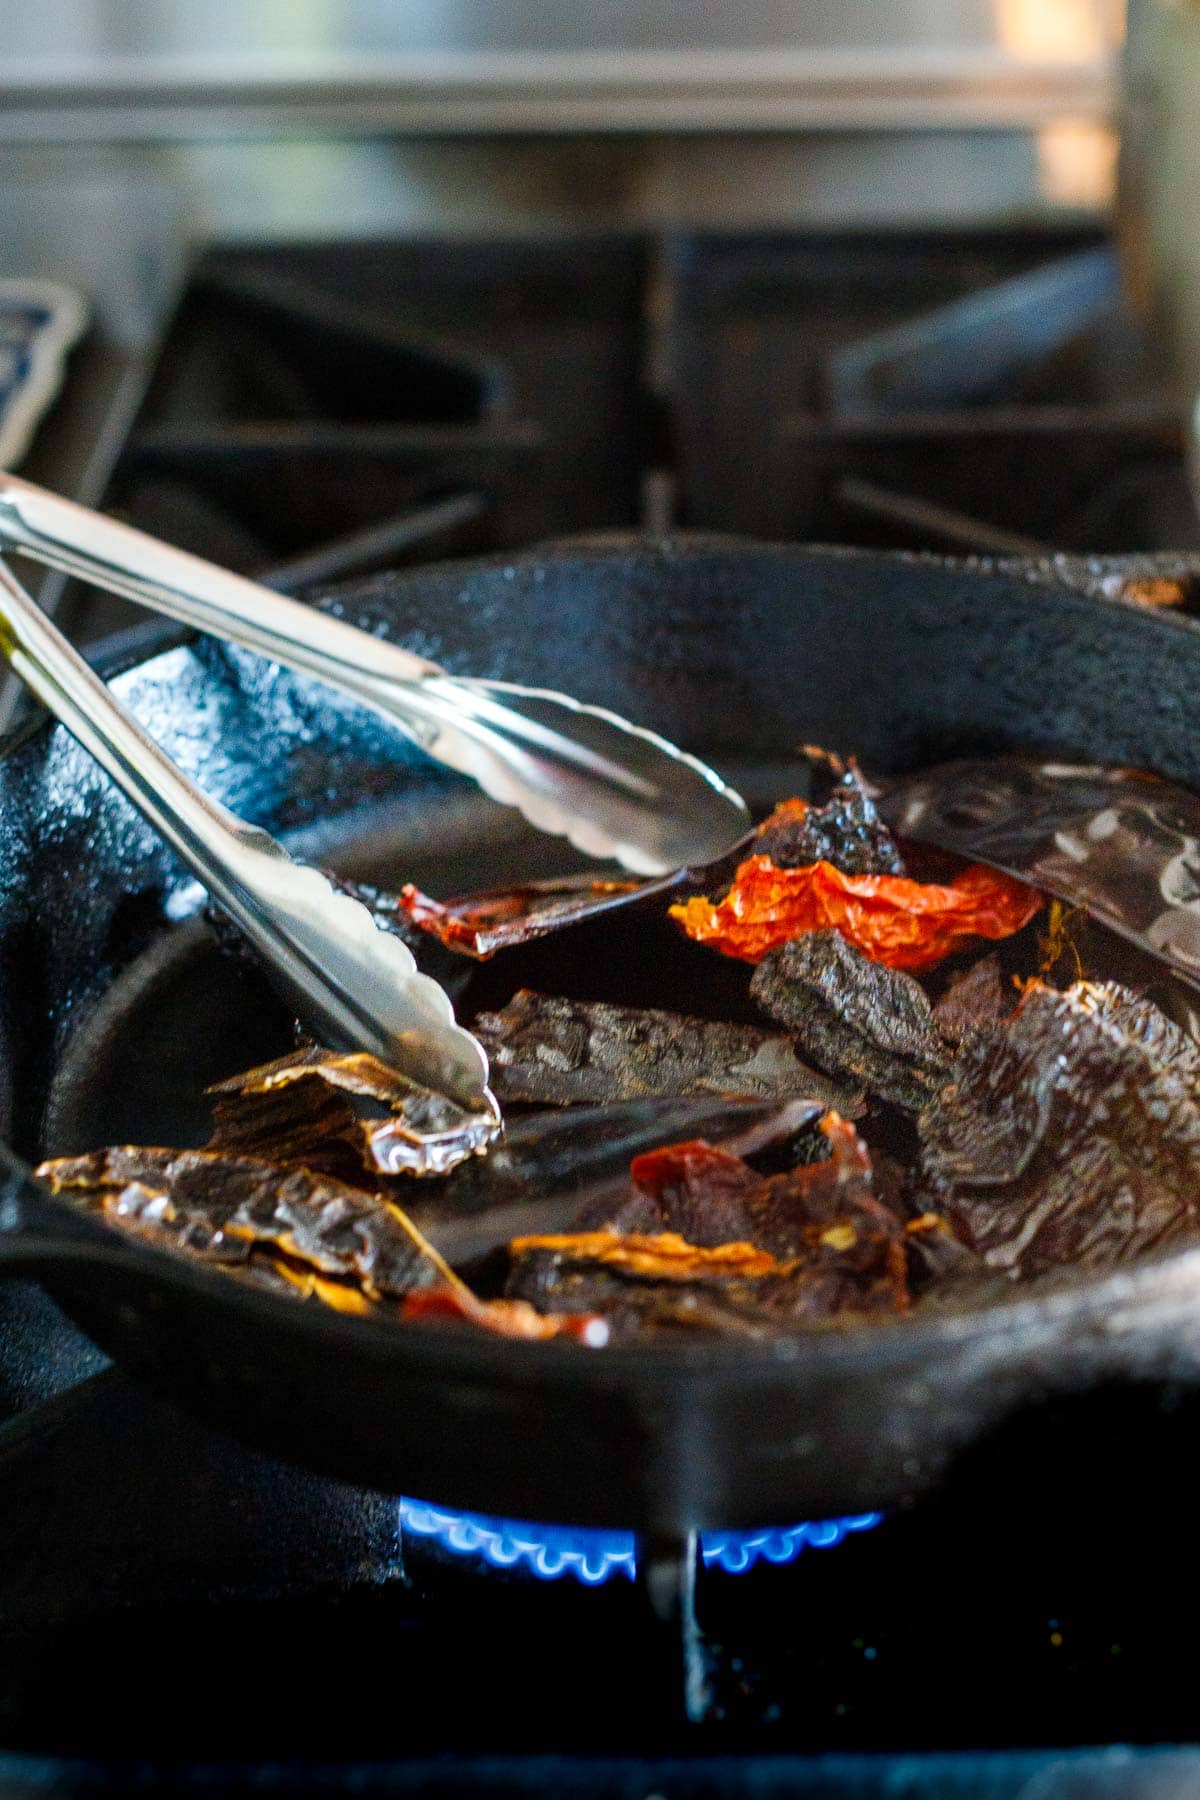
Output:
[
  {"xmin": 10, "ymin": 531, "xmax": 1200, "ymax": 1397},
  {"xmin": 22, "ymin": 1170, "xmax": 1200, "ymax": 1393}
]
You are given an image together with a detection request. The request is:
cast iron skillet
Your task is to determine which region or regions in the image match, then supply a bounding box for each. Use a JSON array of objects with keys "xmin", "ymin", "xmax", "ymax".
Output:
[{"xmin": 5, "ymin": 534, "xmax": 1200, "ymax": 1534}]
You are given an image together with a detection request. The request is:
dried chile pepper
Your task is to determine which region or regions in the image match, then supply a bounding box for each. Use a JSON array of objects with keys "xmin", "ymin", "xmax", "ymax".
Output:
[{"xmin": 671, "ymin": 852, "xmax": 1041, "ymax": 972}]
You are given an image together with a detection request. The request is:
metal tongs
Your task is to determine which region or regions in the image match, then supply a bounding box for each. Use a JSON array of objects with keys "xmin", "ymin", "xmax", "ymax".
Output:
[
  {"xmin": 0, "ymin": 474, "xmax": 747, "ymax": 1142},
  {"xmin": 0, "ymin": 475, "xmax": 749, "ymax": 876},
  {"xmin": 0, "ymin": 554, "xmax": 499, "ymax": 1159}
]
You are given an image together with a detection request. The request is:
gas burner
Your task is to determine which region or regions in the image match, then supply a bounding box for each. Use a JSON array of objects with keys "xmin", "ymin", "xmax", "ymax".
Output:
[{"xmin": 398, "ymin": 1497, "xmax": 882, "ymax": 1584}]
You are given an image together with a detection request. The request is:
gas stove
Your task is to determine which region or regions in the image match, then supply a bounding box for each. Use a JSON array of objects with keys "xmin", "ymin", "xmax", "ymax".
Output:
[
  {"xmin": 39, "ymin": 223, "xmax": 1198, "ymax": 649},
  {"xmin": 1, "ymin": 1357, "xmax": 1199, "ymax": 1787},
  {"xmin": 4, "ymin": 225, "xmax": 1200, "ymax": 1796}
]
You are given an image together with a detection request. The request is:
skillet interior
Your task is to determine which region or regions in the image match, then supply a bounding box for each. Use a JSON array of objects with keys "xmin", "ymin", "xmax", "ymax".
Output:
[{"xmin": 6, "ymin": 533, "xmax": 1200, "ymax": 1528}]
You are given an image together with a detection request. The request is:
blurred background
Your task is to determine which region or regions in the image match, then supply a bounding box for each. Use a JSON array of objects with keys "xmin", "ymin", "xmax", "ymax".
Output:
[
  {"xmin": 2, "ymin": 0, "xmax": 1130, "ymax": 315},
  {"xmin": 4, "ymin": 0, "xmax": 1198, "ymax": 653}
]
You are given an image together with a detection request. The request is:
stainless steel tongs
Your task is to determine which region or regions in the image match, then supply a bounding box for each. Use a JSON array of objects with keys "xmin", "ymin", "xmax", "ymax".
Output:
[
  {"xmin": 0, "ymin": 554, "xmax": 499, "ymax": 1159},
  {"xmin": 0, "ymin": 474, "xmax": 749, "ymax": 876}
]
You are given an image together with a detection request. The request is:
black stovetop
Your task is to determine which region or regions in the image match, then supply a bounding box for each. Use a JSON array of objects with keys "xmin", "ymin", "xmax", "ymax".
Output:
[
  {"xmin": 7, "ymin": 225, "xmax": 1200, "ymax": 1794},
  {"xmin": 53, "ymin": 224, "xmax": 1197, "ymax": 647},
  {"xmin": 0, "ymin": 1339, "xmax": 1199, "ymax": 1787}
]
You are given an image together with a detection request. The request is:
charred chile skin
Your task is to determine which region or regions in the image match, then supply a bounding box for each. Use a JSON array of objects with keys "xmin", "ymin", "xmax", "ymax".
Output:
[
  {"xmin": 750, "ymin": 931, "xmax": 955, "ymax": 1111},
  {"xmin": 753, "ymin": 768, "xmax": 905, "ymax": 877}
]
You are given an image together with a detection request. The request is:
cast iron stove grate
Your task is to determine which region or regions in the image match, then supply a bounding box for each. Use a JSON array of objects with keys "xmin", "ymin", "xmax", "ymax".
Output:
[
  {"xmin": 48, "ymin": 223, "xmax": 1199, "ymax": 649},
  {"xmin": 78, "ymin": 236, "xmax": 648, "ymax": 625}
]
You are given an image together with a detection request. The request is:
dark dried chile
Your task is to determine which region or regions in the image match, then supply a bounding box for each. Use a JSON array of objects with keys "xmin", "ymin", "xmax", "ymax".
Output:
[
  {"xmin": 618, "ymin": 1139, "xmax": 765, "ymax": 1246},
  {"xmin": 750, "ymin": 930, "xmax": 956, "ymax": 1110},
  {"xmin": 918, "ymin": 979, "xmax": 1200, "ymax": 1279},
  {"xmin": 931, "ymin": 954, "xmax": 1009, "ymax": 1041},
  {"xmin": 397, "ymin": 873, "xmax": 658, "ymax": 959},
  {"xmin": 473, "ymin": 989, "xmax": 861, "ymax": 1112},
  {"xmin": 39, "ymin": 1145, "xmax": 447, "ymax": 1298},
  {"xmin": 753, "ymin": 764, "xmax": 905, "ymax": 877},
  {"xmin": 505, "ymin": 1113, "xmax": 910, "ymax": 1337}
]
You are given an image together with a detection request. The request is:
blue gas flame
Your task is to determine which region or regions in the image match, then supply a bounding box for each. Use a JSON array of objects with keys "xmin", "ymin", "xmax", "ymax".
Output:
[{"xmin": 398, "ymin": 1498, "xmax": 882, "ymax": 1585}]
